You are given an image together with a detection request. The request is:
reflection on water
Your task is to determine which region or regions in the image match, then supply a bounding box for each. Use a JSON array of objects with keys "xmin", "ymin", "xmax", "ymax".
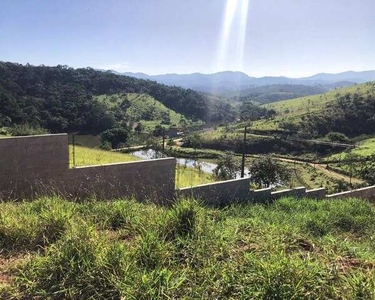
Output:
[{"xmin": 131, "ymin": 149, "xmax": 250, "ymax": 178}]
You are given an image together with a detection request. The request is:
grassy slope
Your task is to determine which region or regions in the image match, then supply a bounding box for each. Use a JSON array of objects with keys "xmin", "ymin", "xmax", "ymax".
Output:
[
  {"xmin": 252, "ymin": 81, "xmax": 375, "ymax": 131},
  {"xmin": 323, "ymin": 137, "xmax": 375, "ymax": 175},
  {"xmin": 176, "ymin": 165, "xmax": 215, "ymax": 188},
  {"xmin": 328, "ymin": 137, "xmax": 375, "ymax": 160},
  {"xmin": 69, "ymin": 145, "xmax": 140, "ymax": 167},
  {"xmin": 1, "ymin": 197, "xmax": 374, "ymax": 299},
  {"xmin": 96, "ymin": 93, "xmax": 184, "ymax": 131}
]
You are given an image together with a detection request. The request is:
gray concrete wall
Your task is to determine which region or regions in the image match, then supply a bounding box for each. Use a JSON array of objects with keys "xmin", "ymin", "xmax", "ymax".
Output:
[
  {"xmin": 2, "ymin": 134, "xmax": 375, "ymax": 204},
  {"xmin": 0, "ymin": 134, "xmax": 176, "ymax": 202},
  {"xmin": 178, "ymin": 184, "xmax": 328, "ymax": 206},
  {"xmin": 252, "ymin": 187, "xmax": 272, "ymax": 202},
  {"xmin": 306, "ymin": 188, "xmax": 326, "ymax": 199},
  {"xmin": 327, "ymin": 185, "xmax": 375, "ymax": 201},
  {"xmin": 271, "ymin": 187, "xmax": 307, "ymax": 200},
  {"xmin": 178, "ymin": 177, "xmax": 251, "ymax": 205},
  {"xmin": 0, "ymin": 134, "xmax": 69, "ymax": 199},
  {"xmin": 0, "ymin": 134, "xmax": 68, "ymax": 174},
  {"xmin": 66, "ymin": 159, "xmax": 176, "ymax": 202}
]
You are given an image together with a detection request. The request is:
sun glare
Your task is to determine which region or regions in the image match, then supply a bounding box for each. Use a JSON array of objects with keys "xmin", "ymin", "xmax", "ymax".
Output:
[
  {"xmin": 216, "ymin": 0, "xmax": 250, "ymax": 73},
  {"xmin": 216, "ymin": 0, "xmax": 238, "ymax": 72},
  {"xmin": 237, "ymin": 0, "xmax": 250, "ymax": 71}
]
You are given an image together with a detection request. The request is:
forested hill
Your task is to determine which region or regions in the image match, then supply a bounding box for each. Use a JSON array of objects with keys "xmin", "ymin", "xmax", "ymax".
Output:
[{"xmin": 0, "ymin": 62, "xmax": 207, "ymax": 133}]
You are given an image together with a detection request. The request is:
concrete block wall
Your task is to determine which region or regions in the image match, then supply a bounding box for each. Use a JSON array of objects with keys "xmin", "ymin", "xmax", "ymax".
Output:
[
  {"xmin": 178, "ymin": 183, "xmax": 326, "ymax": 205},
  {"xmin": 327, "ymin": 185, "xmax": 375, "ymax": 201},
  {"xmin": 178, "ymin": 177, "xmax": 252, "ymax": 205},
  {"xmin": 0, "ymin": 134, "xmax": 176, "ymax": 201},
  {"xmin": 271, "ymin": 186, "xmax": 306, "ymax": 200},
  {"xmin": 252, "ymin": 188, "xmax": 272, "ymax": 202},
  {"xmin": 2, "ymin": 134, "xmax": 375, "ymax": 204},
  {"xmin": 0, "ymin": 133, "xmax": 68, "ymax": 174},
  {"xmin": 65, "ymin": 159, "xmax": 176, "ymax": 202},
  {"xmin": 0, "ymin": 134, "xmax": 69, "ymax": 199},
  {"xmin": 306, "ymin": 188, "xmax": 327, "ymax": 199}
]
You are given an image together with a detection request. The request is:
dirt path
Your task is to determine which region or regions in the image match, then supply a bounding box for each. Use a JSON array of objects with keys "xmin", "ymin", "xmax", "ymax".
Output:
[
  {"xmin": 310, "ymin": 163, "xmax": 364, "ymax": 184},
  {"xmin": 0, "ymin": 253, "xmax": 29, "ymax": 287}
]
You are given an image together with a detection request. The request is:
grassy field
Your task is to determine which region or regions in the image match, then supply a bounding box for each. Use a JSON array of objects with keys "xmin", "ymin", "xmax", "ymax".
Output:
[
  {"xmin": 1, "ymin": 197, "xmax": 374, "ymax": 299},
  {"xmin": 96, "ymin": 93, "xmax": 184, "ymax": 131},
  {"xmin": 69, "ymin": 145, "xmax": 140, "ymax": 167},
  {"xmin": 280, "ymin": 161, "xmax": 337, "ymax": 191},
  {"xmin": 252, "ymin": 81, "xmax": 375, "ymax": 131},
  {"xmin": 322, "ymin": 137, "xmax": 375, "ymax": 176},
  {"xmin": 328, "ymin": 137, "xmax": 375, "ymax": 161},
  {"xmin": 176, "ymin": 165, "xmax": 216, "ymax": 188}
]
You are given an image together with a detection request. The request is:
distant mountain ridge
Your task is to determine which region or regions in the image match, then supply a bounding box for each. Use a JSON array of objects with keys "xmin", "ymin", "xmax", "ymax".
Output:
[{"xmin": 115, "ymin": 70, "xmax": 375, "ymax": 94}]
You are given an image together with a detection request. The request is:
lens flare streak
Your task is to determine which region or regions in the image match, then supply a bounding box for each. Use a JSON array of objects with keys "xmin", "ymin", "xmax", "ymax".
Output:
[{"xmin": 216, "ymin": 0, "xmax": 250, "ymax": 72}]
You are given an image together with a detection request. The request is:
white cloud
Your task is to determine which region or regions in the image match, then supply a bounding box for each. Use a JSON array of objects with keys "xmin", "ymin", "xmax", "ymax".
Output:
[{"xmin": 97, "ymin": 62, "xmax": 131, "ymax": 72}]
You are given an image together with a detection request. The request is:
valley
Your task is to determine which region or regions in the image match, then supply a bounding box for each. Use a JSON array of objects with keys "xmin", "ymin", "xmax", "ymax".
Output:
[
  {"xmin": 1, "ymin": 62, "xmax": 375, "ymax": 194},
  {"xmin": 2, "ymin": 1, "xmax": 375, "ymax": 297}
]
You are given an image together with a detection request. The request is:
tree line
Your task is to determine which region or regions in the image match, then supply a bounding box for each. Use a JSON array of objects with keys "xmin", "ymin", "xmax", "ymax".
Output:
[
  {"xmin": 299, "ymin": 92, "xmax": 375, "ymax": 137},
  {"xmin": 0, "ymin": 62, "xmax": 208, "ymax": 134}
]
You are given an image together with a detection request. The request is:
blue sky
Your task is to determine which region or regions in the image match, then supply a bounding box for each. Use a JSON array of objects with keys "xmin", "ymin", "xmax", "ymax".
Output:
[{"xmin": 1, "ymin": 0, "xmax": 374, "ymax": 77}]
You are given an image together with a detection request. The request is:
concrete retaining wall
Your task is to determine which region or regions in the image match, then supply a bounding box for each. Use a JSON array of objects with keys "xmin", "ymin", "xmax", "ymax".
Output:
[
  {"xmin": 327, "ymin": 185, "xmax": 375, "ymax": 201},
  {"xmin": 0, "ymin": 134, "xmax": 176, "ymax": 201},
  {"xmin": 271, "ymin": 187, "xmax": 306, "ymax": 200},
  {"xmin": 66, "ymin": 159, "xmax": 176, "ymax": 201},
  {"xmin": 0, "ymin": 134, "xmax": 69, "ymax": 199},
  {"xmin": 0, "ymin": 133, "xmax": 68, "ymax": 174},
  {"xmin": 178, "ymin": 177, "xmax": 251, "ymax": 205},
  {"xmin": 252, "ymin": 188, "xmax": 272, "ymax": 202},
  {"xmin": 2, "ymin": 134, "xmax": 375, "ymax": 204},
  {"xmin": 306, "ymin": 188, "xmax": 327, "ymax": 199},
  {"xmin": 178, "ymin": 183, "xmax": 326, "ymax": 206}
]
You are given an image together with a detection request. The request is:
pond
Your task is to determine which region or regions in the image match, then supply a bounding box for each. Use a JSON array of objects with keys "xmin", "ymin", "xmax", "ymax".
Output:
[{"xmin": 130, "ymin": 148, "xmax": 250, "ymax": 178}]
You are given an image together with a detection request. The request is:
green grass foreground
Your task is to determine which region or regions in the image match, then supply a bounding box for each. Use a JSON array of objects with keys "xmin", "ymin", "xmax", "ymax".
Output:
[{"xmin": 1, "ymin": 197, "xmax": 374, "ymax": 299}]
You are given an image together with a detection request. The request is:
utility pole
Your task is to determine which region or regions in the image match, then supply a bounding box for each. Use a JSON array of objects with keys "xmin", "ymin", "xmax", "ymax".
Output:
[
  {"xmin": 241, "ymin": 126, "xmax": 247, "ymax": 178},
  {"xmin": 72, "ymin": 133, "xmax": 76, "ymax": 167}
]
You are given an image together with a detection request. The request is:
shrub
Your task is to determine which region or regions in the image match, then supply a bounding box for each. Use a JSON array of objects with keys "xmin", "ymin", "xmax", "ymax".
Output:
[
  {"xmin": 100, "ymin": 127, "xmax": 129, "ymax": 149},
  {"xmin": 249, "ymin": 156, "xmax": 291, "ymax": 188},
  {"xmin": 213, "ymin": 152, "xmax": 239, "ymax": 180},
  {"xmin": 161, "ymin": 200, "xmax": 200, "ymax": 240}
]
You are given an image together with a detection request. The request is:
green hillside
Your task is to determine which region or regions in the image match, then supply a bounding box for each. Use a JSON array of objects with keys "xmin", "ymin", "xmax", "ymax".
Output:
[
  {"xmin": 252, "ymin": 82, "xmax": 375, "ymax": 131},
  {"xmin": 0, "ymin": 62, "xmax": 207, "ymax": 134},
  {"xmin": 328, "ymin": 137, "xmax": 375, "ymax": 160},
  {"xmin": 96, "ymin": 93, "xmax": 185, "ymax": 131}
]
